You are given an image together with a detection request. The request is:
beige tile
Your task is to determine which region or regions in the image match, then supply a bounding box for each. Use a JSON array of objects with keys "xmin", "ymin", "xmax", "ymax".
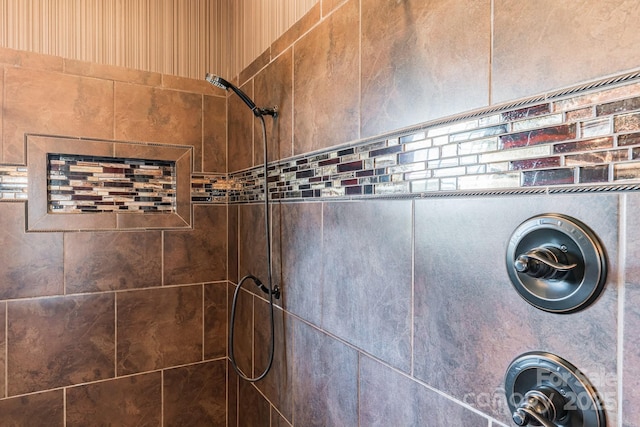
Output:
[
  {"xmin": 3, "ymin": 67, "xmax": 114, "ymax": 164},
  {"xmin": 162, "ymin": 73, "xmax": 212, "ymax": 93},
  {"xmin": 493, "ymin": 0, "xmax": 640, "ymax": 102},
  {"xmin": 240, "ymin": 49, "xmax": 271, "ymax": 86},
  {"xmin": 361, "ymin": 0, "xmax": 490, "ymax": 138},
  {"xmin": 293, "ymin": 0, "xmax": 360, "ymax": 155}
]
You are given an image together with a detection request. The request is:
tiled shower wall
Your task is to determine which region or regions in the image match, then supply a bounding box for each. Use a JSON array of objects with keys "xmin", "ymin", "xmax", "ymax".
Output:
[
  {"xmin": 0, "ymin": 47, "xmax": 231, "ymax": 424},
  {"xmin": 227, "ymin": 1, "xmax": 640, "ymax": 427},
  {"xmin": 3, "ymin": 2, "xmax": 640, "ymax": 427}
]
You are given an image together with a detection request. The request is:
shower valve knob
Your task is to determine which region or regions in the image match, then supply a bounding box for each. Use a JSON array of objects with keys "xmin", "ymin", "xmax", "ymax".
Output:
[{"xmin": 514, "ymin": 246, "xmax": 577, "ymax": 280}]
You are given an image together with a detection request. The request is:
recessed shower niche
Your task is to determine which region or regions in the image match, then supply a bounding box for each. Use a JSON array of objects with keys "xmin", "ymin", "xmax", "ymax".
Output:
[{"xmin": 26, "ymin": 135, "xmax": 192, "ymax": 231}]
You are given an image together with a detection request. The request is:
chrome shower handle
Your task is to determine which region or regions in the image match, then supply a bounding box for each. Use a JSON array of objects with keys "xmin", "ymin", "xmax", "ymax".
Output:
[
  {"xmin": 514, "ymin": 246, "xmax": 577, "ymax": 280},
  {"xmin": 513, "ymin": 407, "xmax": 556, "ymax": 427}
]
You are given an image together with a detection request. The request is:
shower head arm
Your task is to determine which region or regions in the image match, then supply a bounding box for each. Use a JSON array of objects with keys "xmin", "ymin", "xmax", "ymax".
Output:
[{"xmin": 205, "ymin": 73, "xmax": 277, "ymax": 118}]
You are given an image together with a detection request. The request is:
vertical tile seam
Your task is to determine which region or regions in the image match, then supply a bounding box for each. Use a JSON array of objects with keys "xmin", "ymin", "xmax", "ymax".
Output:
[
  {"xmin": 4, "ymin": 300, "xmax": 7, "ymax": 399},
  {"xmin": 201, "ymin": 283, "xmax": 205, "ymax": 362},
  {"xmin": 617, "ymin": 193, "xmax": 626, "ymax": 427},
  {"xmin": 410, "ymin": 199, "xmax": 415, "ymax": 377}
]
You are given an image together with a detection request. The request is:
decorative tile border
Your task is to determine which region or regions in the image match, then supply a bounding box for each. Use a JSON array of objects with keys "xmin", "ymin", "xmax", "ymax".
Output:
[
  {"xmin": 227, "ymin": 74, "xmax": 640, "ymax": 202},
  {"xmin": 6, "ymin": 70, "xmax": 640, "ymax": 207}
]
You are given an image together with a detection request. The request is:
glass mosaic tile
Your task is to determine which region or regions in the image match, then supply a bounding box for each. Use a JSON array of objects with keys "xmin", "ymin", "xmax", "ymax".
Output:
[
  {"xmin": 596, "ymin": 96, "xmax": 640, "ymax": 116},
  {"xmin": 502, "ymin": 104, "xmax": 551, "ymax": 121},
  {"xmin": 581, "ymin": 118, "xmax": 612, "ymax": 138},
  {"xmin": 579, "ymin": 165, "xmax": 609, "ymax": 184},
  {"xmin": 614, "ymin": 162, "xmax": 640, "ymax": 181},
  {"xmin": 565, "ymin": 150, "xmax": 628, "ymax": 166},
  {"xmin": 458, "ymin": 137, "xmax": 499, "ymax": 155},
  {"xmin": 522, "ymin": 168, "xmax": 574, "ymax": 187},
  {"xmin": 553, "ymin": 137, "xmax": 613, "ymax": 154},
  {"xmin": 565, "ymin": 107, "xmax": 594, "ymax": 121},
  {"xmin": 457, "ymin": 172, "xmax": 520, "ymax": 190},
  {"xmin": 480, "ymin": 145, "xmax": 553, "ymax": 164},
  {"xmin": 511, "ymin": 113, "xmax": 563, "ymax": 132},
  {"xmin": 615, "ymin": 112, "xmax": 640, "ymax": 132},
  {"xmin": 500, "ymin": 124, "xmax": 576, "ymax": 149},
  {"xmin": 510, "ymin": 157, "xmax": 561, "ymax": 171},
  {"xmin": 618, "ymin": 132, "xmax": 640, "ymax": 146}
]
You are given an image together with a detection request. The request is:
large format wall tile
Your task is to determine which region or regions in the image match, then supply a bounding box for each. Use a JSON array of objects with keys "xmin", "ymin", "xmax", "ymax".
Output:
[
  {"xmin": 229, "ymin": 285, "xmax": 253, "ymax": 377},
  {"xmin": 361, "ymin": 0, "xmax": 491, "ymax": 138},
  {"xmin": 203, "ymin": 94, "xmax": 228, "ymax": 173},
  {"xmin": 293, "ymin": 320, "xmax": 358, "ymax": 427},
  {"xmin": 117, "ymin": 286, "xmax": 202, "ymax": 375},
  {"xmin": 359, "ymin": 355, "xmax": 488, "ymax": 426},
  {"xmin": 163, "ymin": 360, "xmax": 226, "ymax": 427},
  {"xmin": 0, "ymin": 303, "xmax": 4, "ymax": 397},
  {"xmin": 3, "ymin": 67, "xmax": 114, "ymax": 164},
  {"xmin": 255, "ymin": 301, "xmax": 293, "ymax": 422},
  {"xmin": 0, "ymin": 390, "xmax": 63, "ymax": 426},
  {"xmin": 493, "ymin": 0, "xmax": 640, "ymax": 103},
  {"xmin": 238, "ymin": 203, "xmax": 272, "ymax": 291},
  {"xmin": 64, "ymin": 231, "xmax": 162, "ymax": 293},
  {"xmin": 0, "ymin": 67, "xmax": 3, "ymax": 163},
  {"xmin": 0, "ymin": 203, "xmax": 63, "ymax": 299},
  {"xmin": 414, "ymin": 194, "xmax": 619, "ymax": 423},
  {"xmin": 164, "ymin": 205, "xmax": 227, "ymax": 285},
  {"xmin": 254, "ymin": 48, "xmax": 293, "ymax": 163},
  {"xmin": 8, "ymin": 294, "xmax": 115, "ymax": 395},
  {"xmin": 114, "ymin": 82, "xmax": 201, "ymax": 146},
  {"xmin": 238, "ymin": 381, "xmax": 271, "ymax": 427},
  {"xmin": 322, "ymin": 200, "xmax": 412, "ymax": 371},
  {"xmin": 623, "ymin": 193, "xmax": 640, "ymax": 427},
  {"xmin": 274, "ymin": 202, "xmax": 322, "ymax": 325},
  {"xmin": 66, "ymin": 372, "xmax": 161, "ymax": 426},
  {"xmin": 204, "ymin": 282, "xmax": 227, "ymax": 359},
  {"xmin": 293, "ymin": 0, "xmax": 360, "ymax": 154},
  {"xmin": 227, "ymin": 81, "xmax": 254, "ymax": 172}
]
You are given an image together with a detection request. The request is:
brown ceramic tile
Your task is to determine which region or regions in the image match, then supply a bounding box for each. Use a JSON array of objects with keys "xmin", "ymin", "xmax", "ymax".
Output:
[
  {"xmin": 117, "ymin": 285, "xmax": 202, "ymax": 375},
  {"xmin": 204, "ymin": 282, "xmax": 227, "ymax": 359},
  {"xmin": 228, "ymin": 359, "xmax": 239, "ymax": 427},
  {"xmin": 65, "ymin": 231, "xmax": 162, "ymax": 293},
  {"xmin": 162, "ymin": 73, "xmax": 212, "ymax": 93},
  {"xmin": 66, "ymin": 372, "xmax": 161, "ymax": 426},
  {"xmin": 273, "ymin": 202, "xmax": 322, "ymax": 325},
  {"xmin": 114, "ymin": 82, "xmax": 201, "ymax": 147},
  {"xmin": 238, "ymin": 380, "xmax": 270, "ymax": 427},
  {"xmin": 623, "ymin": 193, "xmax": 640, "ymax": 426},
  {"xmin": 164, "ymin": 205, "xmax": 227, "ymax": 285},
  {"xmin": 359, "ymin": 354, "xmax": 488, "ymax": 426},
  {"xmin": 493, "ymin": 1, "xmax": 640, "ymax": 103},
  {"xmin": 271, "ymin": 408, "xmax": 293, "ymax": 427},
  {"xmin": 322, "ymin": 200, "xmax": 412, "ymax": 371},
  {"xmin": 0, "ymin": 390, "xmax": 63, "ymax": 426},
  {"xmin": 228, "ymin": 204, "xmax": 239, "ymax": 283},
  {"xmin": 0, "ymin": 203, "xmax": 63, "ymax": 299},
  {"xmin": 228, "ymin": 81, "xmax": 255, "ymax": 172},
  {"xmin": 8, "ymin": 294, "xmax": 115, "ymax": 395},
  {"xmin": 254, "ymin": 48, "xmax": 293, "ymax": 163},
  {"xmin": 293, "ymin": 319, "xmax": 358, "ymax": 426},
  {"xmin": 0, "ymin": 67, "xmax": 3, "ymax": 163},
  {"xmin": 3, "ymin": 67, "xmax": 114, "ymax": 164},
  {"xmin": 239, "ymin": 49, "xmax": 271, "ymax": 86},
  {"xmin": 293, "ymin": 0, "xmax": 360, "ymax": 155},
  {"xmin": 0, "ymin": 46, "xmax": 64, "ymax": 71},
  {"xmin": 322, "ymin": 0, "xmax": 349, "ymax": 16},
  {"xmin": 238, "ymin": 203, "xmax": 270, "ymax": 292},
  {"xmin": 254, "ymin": 300, "xmax": 293, "ymax": 421},
  {"xmin": 163, "ymin": 360, "xmax": 226, "ymax": 427},
  {"xmin": 271, "ymin": 2, "xmax": 321, "ymax": 56},
  {"xmin": 361, "ymin": 0, "xmax": 490, "ymax": 138},
  {"xmin": 413, "ymin": 194, "xmax": 619, "ymax": 424},
  {"xmin": 203, "ymin": 94, "xmax": 227, "ymax": 173},
  {"xmin": 64, "ymin": 58, "xmax": 162, "ymax": 86},
  {"xmin": 229, "ymin": 284, "xmax": 253, "ymax": 377}
]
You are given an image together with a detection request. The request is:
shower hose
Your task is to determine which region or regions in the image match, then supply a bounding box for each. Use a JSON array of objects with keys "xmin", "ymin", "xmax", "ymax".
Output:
[{"xmin": 229, "ymin": 114, "xmax": 280, "ymax": 382}]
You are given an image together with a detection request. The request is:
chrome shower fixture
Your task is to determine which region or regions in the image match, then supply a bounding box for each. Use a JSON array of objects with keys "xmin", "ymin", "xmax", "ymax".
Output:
[{"xmin": 205, "ymin": 73, "xmax": 278, "ymax": 118}]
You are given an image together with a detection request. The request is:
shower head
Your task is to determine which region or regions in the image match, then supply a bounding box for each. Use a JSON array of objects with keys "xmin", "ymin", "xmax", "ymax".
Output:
[{"xmin": 205, "ymin": 72, "xmax": 262, "ymax": 116}]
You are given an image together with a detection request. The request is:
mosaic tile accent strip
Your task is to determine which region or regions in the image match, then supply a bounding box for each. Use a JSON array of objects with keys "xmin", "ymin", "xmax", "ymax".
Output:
[
  {"xmin": 0, "ymin": 166, "xmax": 28, "ymax": 200},
  {"xmin": 48, "ymin": 154, "xmax": 176, "ymax": 213},
  {"xmin": 191, "ymin": 174, "xmax": 238, "ymax": 203},
  {"xmin": 225, "ymin": 77, "xmax": 640, "ymax": 202}
]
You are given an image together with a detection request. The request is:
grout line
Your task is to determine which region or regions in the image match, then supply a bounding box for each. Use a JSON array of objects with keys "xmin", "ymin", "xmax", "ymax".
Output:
[
  {"xmin": 4, "ymin": 301, "xmax": 8, "ymax": 399},
  {"xmin": 410, "ymin": 199, "xmax": 415, "ymax": 377}
]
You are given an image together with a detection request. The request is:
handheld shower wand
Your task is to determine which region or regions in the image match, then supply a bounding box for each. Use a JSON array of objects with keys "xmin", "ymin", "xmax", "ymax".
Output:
[
  {"xmin": 205, "ymin": 73, "xmax": 278, "ymax": 117},
  {"xmin": 205, "ymin": 72, "xmax": 279, "ymax": 383}
]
